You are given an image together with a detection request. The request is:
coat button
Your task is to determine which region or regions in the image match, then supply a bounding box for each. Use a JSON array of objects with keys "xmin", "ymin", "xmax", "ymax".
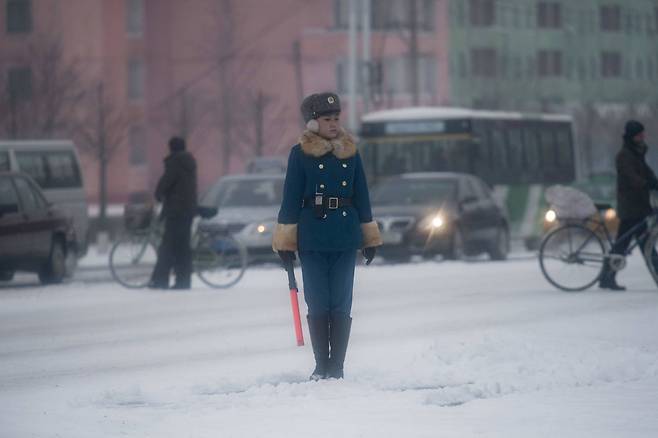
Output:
[
  {"xmin": 341, "ymin": 181, "xmax": 347, "ymax": 186},
  {"xmin": 342, "ymin": 211, "xmax": 347, "ymax": 217},
  {"xmin": 319, "ymin": 164, "xmax": 324, "ymax": 169},
  {"xmin": 320, "ymin": 184, "xmax": 325, "ymax": 189},
  {"xmin": 342, "ymin": 163, "xmax": 347, "ymax": 168}
]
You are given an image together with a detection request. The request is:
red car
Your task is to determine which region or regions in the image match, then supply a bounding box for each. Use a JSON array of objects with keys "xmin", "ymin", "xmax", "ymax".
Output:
[{"xmin": 0, "ymin": 172, "xmax": 76, "ymax": 284}]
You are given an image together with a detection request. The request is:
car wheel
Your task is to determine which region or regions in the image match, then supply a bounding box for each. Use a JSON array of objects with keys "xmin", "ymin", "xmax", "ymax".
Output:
[
  {"xmin": 445, "ymin": 228, "xmax": 464, "ymax": 260},
  {"xmin": 64, "ymin": 245, "xmax": 78, "ymax": 278},
  {"xmin": 39, "ymin": 238, "xmax": 66, "ymax": 284},
  {"xmin": 0, "ymin": 270, "xmax": 15, "ymax": 282},
  {"xmin": 488, "ymin": 226, "xmax": 510, "ymax": 261}
]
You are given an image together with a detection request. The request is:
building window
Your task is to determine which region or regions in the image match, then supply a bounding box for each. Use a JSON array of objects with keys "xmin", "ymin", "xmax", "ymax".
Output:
[
  {"xmin": 340, "ymin": 54, "xmax": 437, "ymax": 95},
  {"xmin": 471, "ymin": 48, "xmax": 497, "ymax": 77},
  {"xmin": 6, "ymin": 0, "xmax": 32, "ymax": 34},
  {"xmin": 469, "ymin": 0, "xmax": 495, "ymax": 27},
  {"xmin": 600, "ymin": 5, "xmax": 621, "ymax": 32},
  {"xmin": 7, "ymin": 66, "xmax": 32, "ymax": 101},
  {"xmin": 129, "ymin": 126, "xmax": 147, "ymax": 166},
  {"xmin": 127, "ymin": 58, "xmax": 144, "ymax": 100},
  {"xmin": 537, "ymin": 2, "xmax": 561, "ymax": 28},
  {"xmin": 538, "ymin": 50, "xmax": 562, "ymax": 77},
  {"xmin": 125, "ymin": 0, "xmax": 144, "ymax": 36},
  {"xmin": 334, "ymin": 0, "xmax": 435, "ymax": 31},
  {"xmin": 601, "ymin": 51, "xmax": 622, "ymax": 78}
]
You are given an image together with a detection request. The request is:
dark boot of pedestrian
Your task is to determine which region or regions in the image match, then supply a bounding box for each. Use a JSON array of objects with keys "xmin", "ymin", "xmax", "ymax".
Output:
[
  {"xmin": 327, "ymin": 314, "xmax": 352, "ymax": 379},
  {"xmin": 307, "ymin": 315, "xmax": 329, "ymax": 381},
  {"xmin": 599, "ymin": 262, "xmax": 626, "ymax": 291}
]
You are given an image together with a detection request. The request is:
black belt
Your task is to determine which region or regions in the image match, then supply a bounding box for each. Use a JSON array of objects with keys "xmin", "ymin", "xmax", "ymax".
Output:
[{"xmin": 302, "ymin": 196, "xmax": 352, "ymax": 210}]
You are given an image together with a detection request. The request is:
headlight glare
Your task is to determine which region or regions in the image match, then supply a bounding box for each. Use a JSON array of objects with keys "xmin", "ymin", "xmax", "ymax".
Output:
[{"xmin": 545, "ymin": 209, "xmax": 557, "ymax": 223}]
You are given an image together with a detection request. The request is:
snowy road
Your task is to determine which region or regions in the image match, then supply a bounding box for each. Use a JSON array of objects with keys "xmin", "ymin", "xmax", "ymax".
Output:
[{"xmin": 1, "ymin": 253, "xmax": 658, "ymax": 437}]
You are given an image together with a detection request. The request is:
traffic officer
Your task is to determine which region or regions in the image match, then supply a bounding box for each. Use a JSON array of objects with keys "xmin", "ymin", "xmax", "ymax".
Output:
[{"xmin": 273, "ymin": 92, "xmax": 382, "ymax": 380}]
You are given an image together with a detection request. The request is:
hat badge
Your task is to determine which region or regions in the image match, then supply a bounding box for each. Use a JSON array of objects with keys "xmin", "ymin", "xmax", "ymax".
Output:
[{"xmin": 327, "ymin": 96, "xmax": 335, "ymax": 104}]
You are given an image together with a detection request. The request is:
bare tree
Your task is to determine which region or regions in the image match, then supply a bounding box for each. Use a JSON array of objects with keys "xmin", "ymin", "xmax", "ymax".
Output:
[
  {"xmin": 75, "ymin": 82, "xmax": 128, "ymax": 231},
  {"xmin": 233, "ymin": 90, "xmax": 288, "ymax": 160},
  {"xmin": 0, "ymin": 34, "xmax": 84, "ymax": 139}
]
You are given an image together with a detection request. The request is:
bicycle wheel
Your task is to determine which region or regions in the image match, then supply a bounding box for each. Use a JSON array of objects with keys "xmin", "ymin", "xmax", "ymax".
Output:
[
  {"xmin": 109, "ymin": 233, "xmax": 158, "ymax": 288},
  {"xmin": 194, "ymin": 234, "xmax": 247, "ymax": 288},
  {"xmin": 539, "ymin": 223, "xmax": 606, "ymax": 291}
]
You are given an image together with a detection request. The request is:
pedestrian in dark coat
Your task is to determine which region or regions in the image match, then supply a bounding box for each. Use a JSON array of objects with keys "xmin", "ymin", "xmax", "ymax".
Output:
[
  {"xmin": 599, "ymin": 120, "xmax": 658, "ymax": 290},
  {"xmin": 273, "ymin": 92, "xmax": 382, "ymax": 380},
  {"xmin": 149, "ymin": 136, "xmax": 198, "ymax": 289}
]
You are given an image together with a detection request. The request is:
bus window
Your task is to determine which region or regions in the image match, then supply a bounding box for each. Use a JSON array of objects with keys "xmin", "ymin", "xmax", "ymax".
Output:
[
  {"xmin": 540, "ymin": 130, "xmax": 556, "ymax": 167},
  {"xmin": 377, "ymin": 143, "xmax": 411, "ymax": 176},
  {"xmin": 523, "ymin": 128, "xmax": 540, "ymax": 170},
  {"xmin": 490, "ymin": 128, "xmax": 507, "ymax": 170},
  {"xmin": 556, "ymin": 129, "xmax": 572, "ymax": 166},
  {"xmin": 0, "ymin": 151, "xmax": 9, "ymax": 171},
  {"xmin": 507, "ymin": 127, "xmax": 523, "ymax": 170}
]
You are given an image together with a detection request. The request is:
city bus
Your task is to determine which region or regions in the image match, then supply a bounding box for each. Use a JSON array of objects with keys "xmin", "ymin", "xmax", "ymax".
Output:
[{"xmin": 359, "ymin": 107, "xmax": 577, "ymax": 247}]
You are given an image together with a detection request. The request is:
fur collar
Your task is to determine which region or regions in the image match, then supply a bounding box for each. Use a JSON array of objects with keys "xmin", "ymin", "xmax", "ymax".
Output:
[{"xmin": 299, "ymin": 129, "xmax": 357, "ymax": 159}]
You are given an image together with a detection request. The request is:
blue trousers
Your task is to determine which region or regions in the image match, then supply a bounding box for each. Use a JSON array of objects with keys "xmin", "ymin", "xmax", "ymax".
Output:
[{"xmin": 299, "ymin": 250, "xmax": 356, "ymax": 318}]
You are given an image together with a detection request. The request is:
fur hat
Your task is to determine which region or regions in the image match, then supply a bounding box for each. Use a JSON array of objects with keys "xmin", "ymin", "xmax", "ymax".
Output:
[
  {"xmin": 623, "ymin": 120, "xmax": 645, "ymax": 140},
  {"xmin": 300, "ymin": 92, "xmax": 341, "ymax": 132}
]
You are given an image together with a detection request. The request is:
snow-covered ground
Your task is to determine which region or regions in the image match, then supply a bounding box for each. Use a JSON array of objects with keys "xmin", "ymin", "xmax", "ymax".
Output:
[{"xmin": 1, "ymin": 253, "xmax": 658, "ymax": 437}]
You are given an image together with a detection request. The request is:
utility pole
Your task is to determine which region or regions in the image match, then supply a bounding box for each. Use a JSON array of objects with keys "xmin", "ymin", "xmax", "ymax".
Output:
[
  {"xmin": 409, "ymin": 0, "xmax": 419, "ymax": 105},
  {"xmin": 347, "ymin": 0, "xmax": 358, "ymax": 132},
  {"xmin": 292, "ymin": 40, "xmax": 305, "ymax": 127},
  {"xmin": 96, "ymin": 83, "xmax": 108, "ymax": 232},
  {"xmin": 361, "ymin": 0, "xmax": 371, "ymax": 114}
]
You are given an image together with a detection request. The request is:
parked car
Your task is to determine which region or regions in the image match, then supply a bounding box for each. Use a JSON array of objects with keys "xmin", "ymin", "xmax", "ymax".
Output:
[
  {"xmin": 200, "ymin": 173, "xmax": 284, "ymax": 263},
  {"xmin": 371, "ymin": 172, "xmax": 510, "ymax": 262},
  {"xmin": 0, "ymin": 172, "xmax": 76, "ymax": 284},
  {"xmin": 0, "ymin": 140, "xmax": 89, "ymax": 257}
]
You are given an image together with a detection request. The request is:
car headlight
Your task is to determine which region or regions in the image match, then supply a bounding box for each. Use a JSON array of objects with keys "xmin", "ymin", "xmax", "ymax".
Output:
[
  {"xmin": 419, "ymin": 213, "xmax": 446, "ymax": 231},
  {"xmin": 430, "ymin": 215, "xmax": 444, "ymax": 229},
  {"xmin": 545, "ymin": 209, "xmax": 557, "ymax": 223},
  {"xmin": 249, "ymin": 221, "xmax": 275, "ymax": 235}
]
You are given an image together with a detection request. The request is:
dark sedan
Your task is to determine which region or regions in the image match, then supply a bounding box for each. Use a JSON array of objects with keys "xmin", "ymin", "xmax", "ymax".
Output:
[
  {"xmin": 0, "ymin": 172, "xmax": 76, "ymax": 284},
  {"xmin": 371, "ymin": 172, "xmax": 510, "ymax": 262}
]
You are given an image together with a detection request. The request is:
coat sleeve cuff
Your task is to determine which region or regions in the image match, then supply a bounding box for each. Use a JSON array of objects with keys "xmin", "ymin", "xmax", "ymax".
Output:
[
  {"xmin": 272, "ymin": 223, "xmax": 298, "ymax": 252},
  {"xmin": 361, "ymin": 221, "xmax": 383, "ymax": 248}
]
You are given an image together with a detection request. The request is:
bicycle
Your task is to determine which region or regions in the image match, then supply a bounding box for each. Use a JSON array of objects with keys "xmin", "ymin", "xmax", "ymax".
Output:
[
  {"xmin": 538, "ymin": 203, "xmax": 658, "ymax": 292},
  {"xmin": 109, "ymin": 205, "xmax": 248, "ymax": 289}
]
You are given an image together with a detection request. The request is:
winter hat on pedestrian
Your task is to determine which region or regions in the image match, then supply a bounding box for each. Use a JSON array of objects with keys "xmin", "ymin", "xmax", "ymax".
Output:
[
  {"xmin": 623, "ymin": 120, "xmax": 645, "ymax": 140},
  {"xmin": 169, "ymin": 136, "xmax": 186, "ymax": 152},
  {"xmin": 300, "ymin": 92, "xmax": 341, "ymax": 132}
]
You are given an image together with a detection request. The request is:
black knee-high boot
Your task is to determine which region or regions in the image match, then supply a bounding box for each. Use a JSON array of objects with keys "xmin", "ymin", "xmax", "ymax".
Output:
[
  {"xmin": 307, "ymin": 315, "xmax": 329, "ymax": 381},
  {"xmin": 327, "ymin": 315, "xmax": 352, "ymax": 379}
]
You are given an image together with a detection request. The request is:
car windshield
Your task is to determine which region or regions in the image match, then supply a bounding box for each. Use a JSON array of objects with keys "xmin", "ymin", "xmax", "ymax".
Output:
[
  {"xmin": 203, "ymin": 178, "xmax": 284, "ymax": 207},
  {"xmin": 371, "ymin": 178, "xmax": 456, "ymax": 206}
]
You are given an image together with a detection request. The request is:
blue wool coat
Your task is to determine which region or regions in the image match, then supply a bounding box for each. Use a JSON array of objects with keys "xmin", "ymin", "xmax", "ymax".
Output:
[{"xmin": 275, "ymin": 130, "xmax": 380, "ymax": 252}]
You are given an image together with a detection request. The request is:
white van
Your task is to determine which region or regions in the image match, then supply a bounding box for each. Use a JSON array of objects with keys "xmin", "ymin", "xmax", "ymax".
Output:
[{"xmin": 0, "ymin": 140, "xmax": 89, "ymax": 257}]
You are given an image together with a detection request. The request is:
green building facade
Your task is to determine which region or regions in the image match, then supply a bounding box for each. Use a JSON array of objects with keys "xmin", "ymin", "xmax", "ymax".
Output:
[{"xmin": 447, "ymin": 0, "xmax": 658, "ymax": 110}]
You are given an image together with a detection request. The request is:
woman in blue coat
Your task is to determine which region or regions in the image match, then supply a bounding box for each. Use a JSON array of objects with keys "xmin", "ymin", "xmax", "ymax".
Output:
[{"xmin": 273, "ymin": 92, "xmax": 382, "ymax": 380}]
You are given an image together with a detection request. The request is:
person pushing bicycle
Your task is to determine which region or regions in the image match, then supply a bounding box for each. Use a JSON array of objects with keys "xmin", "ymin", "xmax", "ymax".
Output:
[{"xmin": 599, "ymin": 121, "xmax": 658, "ymax": 290}]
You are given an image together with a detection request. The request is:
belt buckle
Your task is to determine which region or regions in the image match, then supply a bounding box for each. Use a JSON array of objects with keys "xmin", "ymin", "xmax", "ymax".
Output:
[{"xmin": 328, "ymin": 197, "xmax": 339, "ymax": 209}]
